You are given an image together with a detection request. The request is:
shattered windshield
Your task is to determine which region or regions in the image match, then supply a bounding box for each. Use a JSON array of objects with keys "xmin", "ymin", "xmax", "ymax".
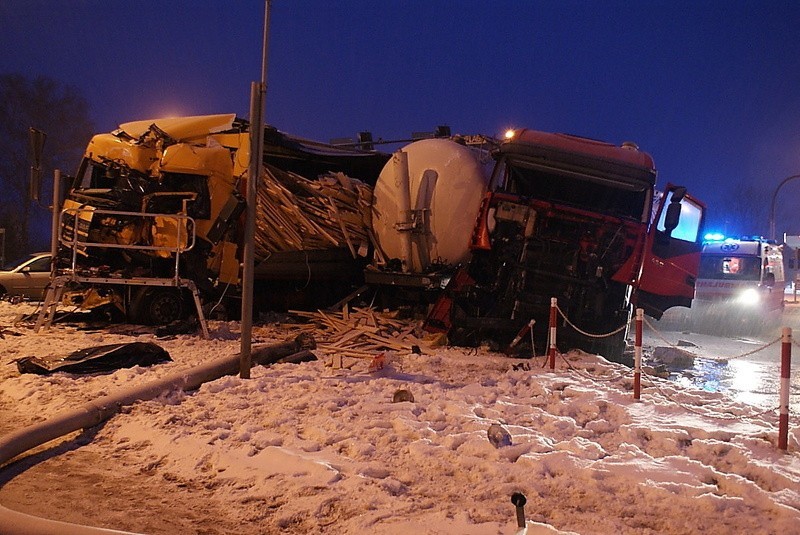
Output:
[
  {"xmin": 71, "ymin": 160, "xmax": 210, "ymax": 217},
  {"xmin": 499, "ymin": 159, "xmax": 648, "ymax": 220}
]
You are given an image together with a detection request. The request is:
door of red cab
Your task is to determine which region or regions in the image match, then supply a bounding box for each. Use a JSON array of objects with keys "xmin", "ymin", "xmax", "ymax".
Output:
[{"xmin": 634, "ymin": 184, "xmax": 706, "ymax": 318}]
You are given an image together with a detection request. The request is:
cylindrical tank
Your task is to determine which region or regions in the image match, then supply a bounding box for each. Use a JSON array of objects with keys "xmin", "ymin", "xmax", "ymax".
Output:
[{"xmin": 371, "ymin": 138, "xmax": 490, "ymax": 273}]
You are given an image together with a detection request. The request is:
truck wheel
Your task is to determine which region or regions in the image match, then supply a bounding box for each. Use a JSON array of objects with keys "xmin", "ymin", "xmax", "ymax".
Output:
[{"xmin": 131, "ymin": 288, "xmax": 185, "ymax": 325}]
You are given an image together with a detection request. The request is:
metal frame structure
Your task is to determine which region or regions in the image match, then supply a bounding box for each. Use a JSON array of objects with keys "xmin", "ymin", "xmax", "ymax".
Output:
[{"xmin": 35, "ymin": 207, "xmax": 209, "ymax": 338}]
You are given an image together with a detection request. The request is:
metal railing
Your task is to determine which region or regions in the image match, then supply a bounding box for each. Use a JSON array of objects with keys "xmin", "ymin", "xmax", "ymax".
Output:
[{"xmin": 59, "ymin": 206, "xmax": 197, "ymax": 283}]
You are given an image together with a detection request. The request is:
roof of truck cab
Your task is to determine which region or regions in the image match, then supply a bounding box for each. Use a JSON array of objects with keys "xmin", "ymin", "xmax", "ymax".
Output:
[
  {"xmin": 111, "ymin": 114, "xmax": 390, "ymax": 185},
  {"xmin": 500, "ymin": 129, "xmax": 657, "ymax": 185},
  {"xmin": 118, "ymin": 114, "xmax": 238, "ymax": 141}
]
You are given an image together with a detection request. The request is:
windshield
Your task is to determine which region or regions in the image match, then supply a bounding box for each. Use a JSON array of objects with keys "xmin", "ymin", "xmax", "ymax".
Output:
[
  {"xmin": 499, "ymin": 159, "xmax": 648, "ymax": 220},
  {"xmin": 699, "ymin": 255, "xmax": 761, "ymax": 281},
  {"xmin": 2, "ymin": 254, "xmax": 47, "ymax": 271}
]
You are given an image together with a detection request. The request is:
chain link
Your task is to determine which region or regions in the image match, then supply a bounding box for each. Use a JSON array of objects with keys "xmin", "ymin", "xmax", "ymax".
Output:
[
  {"xmin": 555, "ymin": 305, "xmax": 628, "ymax": 339},
  {"xmin": 642, "ymin": 316, "xmax": 779, "ymax": 361}
]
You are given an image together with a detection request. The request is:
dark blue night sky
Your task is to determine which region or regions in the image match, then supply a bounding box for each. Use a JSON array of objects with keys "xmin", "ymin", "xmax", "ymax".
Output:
[{"xmin": 3, "ymin": 1, "xmax": 800, "ymax": 237}]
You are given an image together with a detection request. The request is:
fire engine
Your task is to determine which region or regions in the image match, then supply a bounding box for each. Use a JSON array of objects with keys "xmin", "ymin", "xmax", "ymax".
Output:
[{"xmin": 423, "ymin": 129, "xmax": 707, "ymax": 362}]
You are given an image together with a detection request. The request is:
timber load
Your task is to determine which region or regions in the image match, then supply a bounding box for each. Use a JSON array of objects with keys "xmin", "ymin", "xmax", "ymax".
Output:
[{"xmin": 254, "ymin": 164, "xmax": 375, "ymax": 259}]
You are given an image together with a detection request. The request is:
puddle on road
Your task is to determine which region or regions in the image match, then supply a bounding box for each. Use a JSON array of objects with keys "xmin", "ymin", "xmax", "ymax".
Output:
[{"xmin": 641, "ymin": 328, "xmax": 799, "ymax": 414}]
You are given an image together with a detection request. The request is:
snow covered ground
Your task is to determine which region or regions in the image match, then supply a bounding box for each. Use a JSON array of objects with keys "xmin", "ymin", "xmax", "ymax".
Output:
[{"xmin": 0, "ymin": 300, "xmax": 799, "ymax": 534}]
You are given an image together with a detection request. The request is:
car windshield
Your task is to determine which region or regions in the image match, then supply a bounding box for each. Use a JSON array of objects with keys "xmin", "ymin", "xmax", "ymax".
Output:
[
  {"xmin": 2, "ymin": 254, "xmax": 48, "ymax": 271},
  {"xmin": 699, "ymin": 255, "xmax": 761, "ymax": 281}
]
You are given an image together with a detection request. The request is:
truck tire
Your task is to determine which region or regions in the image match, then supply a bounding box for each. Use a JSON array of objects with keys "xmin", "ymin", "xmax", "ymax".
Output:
[{"xmin": 130, "ymin": 288, "xmax": 185, "ymax": 325}]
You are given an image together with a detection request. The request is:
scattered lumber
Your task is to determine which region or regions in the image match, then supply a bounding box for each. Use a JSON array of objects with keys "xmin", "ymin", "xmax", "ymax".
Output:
[
  {"xmin": 286, "ymin": 306, "xmax": 427, "ymax": 361},
  {"xmin": 254, "ymin": 165, "xmax": 375, "ymax": 259}
]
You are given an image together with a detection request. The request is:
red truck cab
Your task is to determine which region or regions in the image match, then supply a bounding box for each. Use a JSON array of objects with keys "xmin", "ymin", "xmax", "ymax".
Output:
[{"xmin": 428, "ymin": 129, "xmax": 705, "ymax": 362}]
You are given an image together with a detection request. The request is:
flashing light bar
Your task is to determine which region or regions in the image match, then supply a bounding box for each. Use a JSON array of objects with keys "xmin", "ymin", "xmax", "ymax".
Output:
[
  {"xmin": 703, "ymin": 233, "xmax": 773, "ymax": 244},
  {"xmin": 704, "ymin": 232, "xmax": 726, "ymax": 242}
]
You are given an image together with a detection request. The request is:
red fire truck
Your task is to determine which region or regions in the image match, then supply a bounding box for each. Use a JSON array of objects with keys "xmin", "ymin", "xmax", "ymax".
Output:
[{"xmin": 425, "ymin": 129, "xmax": 706, "ymax": 362}]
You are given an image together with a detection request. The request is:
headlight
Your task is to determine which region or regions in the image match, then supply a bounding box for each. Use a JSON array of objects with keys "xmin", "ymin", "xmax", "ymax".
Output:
[
  {"xmin": 486, "ymin": 207, "xmax": 497, "ymax": 234},
  {"xmin": 736, "ymin": 288, "xmax": 760, "ymax": 306}
]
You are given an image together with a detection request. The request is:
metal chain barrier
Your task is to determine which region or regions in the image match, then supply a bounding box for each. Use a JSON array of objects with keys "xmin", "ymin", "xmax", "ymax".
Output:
[
  {"xmin": 642, "ymin": 316, "xmax": 780, "ymax": 361},
  {"xmin": 555, "ymin": 305, "xmax": 628, "ymax": 338},
  {"xmin": 550, "ymin": 299, "xmax": 791, "ymax": 428}
]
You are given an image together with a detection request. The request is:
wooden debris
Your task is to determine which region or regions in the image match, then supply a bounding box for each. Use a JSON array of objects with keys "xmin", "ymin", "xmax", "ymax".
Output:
[
  {"xmin": 254, "ymin": 165, "xmax": 376, "ymax": 259},
  {"xmin": 287, "ymin": 306, "xmax": 427, "ymax": 361}
]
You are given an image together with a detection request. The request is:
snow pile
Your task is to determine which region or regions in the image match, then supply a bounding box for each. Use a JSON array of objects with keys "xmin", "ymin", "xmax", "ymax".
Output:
[{"xmin": 0, "ymin": 301, "xmax": 799, "ymax": 534}]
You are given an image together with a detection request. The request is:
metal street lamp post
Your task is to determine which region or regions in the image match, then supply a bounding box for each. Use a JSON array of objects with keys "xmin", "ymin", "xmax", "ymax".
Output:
[
  {"xmin": 769, "ymin": 174, "xmax": 800, "ymax": 241},
  {"xmin": 240, "ymin": 0, "xmax": 271, "ymax": 378}
]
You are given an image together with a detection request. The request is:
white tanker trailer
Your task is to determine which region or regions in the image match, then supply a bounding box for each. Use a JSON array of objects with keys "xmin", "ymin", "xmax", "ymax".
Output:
[{"xmin": 365, "ymin": 137, "xmax": 492, "ymax": 290}]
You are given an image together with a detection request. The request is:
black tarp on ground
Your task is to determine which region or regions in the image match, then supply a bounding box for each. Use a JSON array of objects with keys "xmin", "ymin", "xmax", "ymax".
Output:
[{"xmin": 16, "ymin": 342, "xmax": 171, "ymax": 375}]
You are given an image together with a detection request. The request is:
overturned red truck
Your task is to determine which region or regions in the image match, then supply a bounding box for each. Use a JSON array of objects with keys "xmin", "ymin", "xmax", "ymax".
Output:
[{"xmin": 408, "ymin": 130, "xmax": 706, "ymax": 362}]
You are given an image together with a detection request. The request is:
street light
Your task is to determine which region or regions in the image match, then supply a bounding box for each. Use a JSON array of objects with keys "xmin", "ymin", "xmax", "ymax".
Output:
[
  {"xmin": 240, "ymin": 0, "xmax": 271, "ymax": 379},
  {"xmin": 769, "ymin": 174, "xmax": 800, "ymax": 241}
]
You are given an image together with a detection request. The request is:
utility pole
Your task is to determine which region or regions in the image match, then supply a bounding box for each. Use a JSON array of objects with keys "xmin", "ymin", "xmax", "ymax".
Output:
[
  {"xmin": 241, "ymin": 0, "xmax": 271, "ymax": 378},
  {"xmin": 769, "ymin": 174, "xmax": 800, "ymax": 241}
]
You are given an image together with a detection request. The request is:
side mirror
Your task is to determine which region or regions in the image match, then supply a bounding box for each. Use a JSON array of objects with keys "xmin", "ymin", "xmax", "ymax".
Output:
[
  {"xmin": 670, "ymin": 186, "xmax": 687, "ymax": 203},
  {"xmin": 28, "ymin": 127, "xmax": 47, "ymax": 202},
  {"xmin": 663, "ymin": 202, "xmax": 681, "ymax": 235}
]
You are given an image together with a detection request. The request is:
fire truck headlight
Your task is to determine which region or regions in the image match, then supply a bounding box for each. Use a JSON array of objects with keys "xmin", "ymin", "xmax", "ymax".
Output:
[{"xmin": 736, "ymin": 288, "xmax": 761, "ymax": 306}]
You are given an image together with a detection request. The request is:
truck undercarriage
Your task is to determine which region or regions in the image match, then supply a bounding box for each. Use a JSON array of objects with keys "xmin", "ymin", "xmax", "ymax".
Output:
[{"xmin": 445, "ymin": 201, "xmax": 640, "ymax": 361}]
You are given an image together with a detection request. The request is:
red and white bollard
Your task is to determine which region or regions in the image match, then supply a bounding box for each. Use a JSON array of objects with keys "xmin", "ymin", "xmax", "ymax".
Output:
[
  {"xmin": 549, "ymin": 298, "xmax": 557, "ymax": 370},
  {"xmin": 779, "ymin": 327, "xmax": 791, "ymax": 451},
  {"xmin": 634, "ymin": 308, "xmax": 643, "ymax": 400},
  {"xmin": 506, "ymin": 319, "xmax": 535, "ymax": 355}
]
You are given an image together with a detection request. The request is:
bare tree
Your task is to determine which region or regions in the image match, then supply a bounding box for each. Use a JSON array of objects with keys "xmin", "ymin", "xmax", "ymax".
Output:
[{"xmin": 0, "ymin": 74, "xmax": 94, "ymax": 260}]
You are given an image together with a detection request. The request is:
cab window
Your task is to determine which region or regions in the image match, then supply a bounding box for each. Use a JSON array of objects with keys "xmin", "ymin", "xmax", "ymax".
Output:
[
  {"xmin": 699, "ymin": 255, "xmax": 761, "ymax": 280},
  {"xmin": 656, "ymin": 193, "xmax": 703, "ymax": 242}
]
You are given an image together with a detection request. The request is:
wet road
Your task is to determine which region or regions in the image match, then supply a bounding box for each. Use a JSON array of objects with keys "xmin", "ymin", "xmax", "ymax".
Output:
[{"xmin": 642, "ymin": 302, "xmax": 800, "ymax": 415}]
